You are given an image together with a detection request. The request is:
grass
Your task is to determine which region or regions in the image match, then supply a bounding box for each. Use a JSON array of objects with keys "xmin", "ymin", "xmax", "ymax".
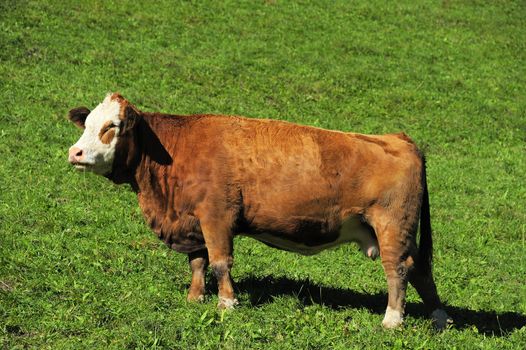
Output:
[{"xmin": 0, "ymin": 0, "xmax": 525, "ymax": 348}]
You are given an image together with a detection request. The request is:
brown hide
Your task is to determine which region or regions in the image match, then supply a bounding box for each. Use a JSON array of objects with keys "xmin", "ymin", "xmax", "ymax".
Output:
[{"xmin": 114, "ymin": 111, "xmax": 423, "ymax": 255}]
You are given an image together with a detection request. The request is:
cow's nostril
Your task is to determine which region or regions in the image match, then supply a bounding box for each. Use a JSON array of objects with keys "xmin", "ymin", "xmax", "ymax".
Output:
[{"xmin": 68, "ymin": 147, "xmax": 84, "ymax": 163}]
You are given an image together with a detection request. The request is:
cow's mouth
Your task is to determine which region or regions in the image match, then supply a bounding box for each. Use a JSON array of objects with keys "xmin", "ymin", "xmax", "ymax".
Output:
[{"xmin": 71, "ymin": 162, "xmax": 92, "ymax": 170}]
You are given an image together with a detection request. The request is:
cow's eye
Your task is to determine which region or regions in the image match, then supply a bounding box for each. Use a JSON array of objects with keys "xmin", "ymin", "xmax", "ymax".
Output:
[{"xmin": 102, "ymin": 123, "xmax": 117, "ymax": 133}]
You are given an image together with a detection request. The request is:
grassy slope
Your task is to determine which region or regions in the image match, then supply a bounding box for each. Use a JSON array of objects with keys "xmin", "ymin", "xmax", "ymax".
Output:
[{"xmin": 0, "ymin": 0, "xmax": 525, "ymax": 348}]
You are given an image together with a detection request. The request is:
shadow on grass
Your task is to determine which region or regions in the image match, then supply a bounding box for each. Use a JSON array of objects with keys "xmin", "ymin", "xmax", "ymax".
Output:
[{"xmin": 232, "ymin": 275, "xmax": 526, "ymax": 336}]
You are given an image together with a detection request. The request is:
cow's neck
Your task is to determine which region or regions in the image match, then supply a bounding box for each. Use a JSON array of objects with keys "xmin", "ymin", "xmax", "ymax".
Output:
[
  {"xmin": 132, "ymin": 113, "xmax": 181, "ymax": 225},
  {"xmin": 130, "ymin": 113, "xmax": 206, "ymax": 253}
]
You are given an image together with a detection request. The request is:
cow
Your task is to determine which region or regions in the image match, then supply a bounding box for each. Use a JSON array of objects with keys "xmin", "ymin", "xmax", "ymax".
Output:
[{"xmin": 67, "ymin": 93, "xmax": 451, "ymax": 329}]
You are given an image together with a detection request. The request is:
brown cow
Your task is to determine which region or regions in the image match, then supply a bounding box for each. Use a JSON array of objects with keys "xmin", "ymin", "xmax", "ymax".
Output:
[{"xmin": 67, "ymin": 93, "xmax": 451, "ymax": 329}]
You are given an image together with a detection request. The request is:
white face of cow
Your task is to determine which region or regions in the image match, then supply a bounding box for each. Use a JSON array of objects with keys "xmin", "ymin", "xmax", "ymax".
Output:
[{"xmin": 68, "ymin": 94, "xmax": 123, "ymax": 175}]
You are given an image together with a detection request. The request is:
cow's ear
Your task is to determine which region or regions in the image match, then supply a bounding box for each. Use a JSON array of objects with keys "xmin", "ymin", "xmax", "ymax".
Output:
[
  {"xmin": 68, "ymin": 107, "xmax": 91, "ymax": 129},
  {"xmin": 122, "ymin": 104, "xmax": 141, "ymax": 133}
]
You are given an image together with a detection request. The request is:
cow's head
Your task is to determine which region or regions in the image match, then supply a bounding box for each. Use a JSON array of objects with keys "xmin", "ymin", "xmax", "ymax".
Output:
[{"xmin": 68, "ymin": 93, "xmax": 140, "ymax": 178}]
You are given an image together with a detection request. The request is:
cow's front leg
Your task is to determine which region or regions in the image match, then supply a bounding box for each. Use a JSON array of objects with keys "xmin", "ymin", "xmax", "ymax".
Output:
[
  {"xmin": 211, "ymin": 253, "xmax": 237, "ymax": 309},
  {"xmin": 199, "ymin": 218, "xmax": 238, "ymax": 309},
  {"xmin": 187, "ymin": 250, "xmax": 209, "ymax": 302}
]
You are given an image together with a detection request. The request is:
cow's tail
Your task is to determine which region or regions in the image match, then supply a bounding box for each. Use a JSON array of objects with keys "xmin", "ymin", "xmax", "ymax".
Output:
[{"xmin": 418, "ymin": 156, "xmax": 433, "ymax": 276}]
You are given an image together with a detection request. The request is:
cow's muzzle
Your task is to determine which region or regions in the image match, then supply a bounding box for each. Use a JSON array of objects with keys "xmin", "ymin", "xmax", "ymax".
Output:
[{"xmin": 68, "ymin": 146, "xmax": 84, "ymax": 165}]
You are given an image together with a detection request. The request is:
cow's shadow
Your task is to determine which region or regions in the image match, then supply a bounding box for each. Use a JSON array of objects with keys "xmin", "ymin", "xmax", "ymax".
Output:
[{"xmin": 222, "ymin": 275, "xmax": 525, "ymax": 336}]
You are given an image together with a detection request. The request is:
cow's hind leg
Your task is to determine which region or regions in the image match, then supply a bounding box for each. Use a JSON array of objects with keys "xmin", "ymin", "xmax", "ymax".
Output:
[
  {"xmin": 379, "ymin": 235, "xmax": 414, "ymax": 329},
  {"xmin": 409, "ymin": 265, "xmax": 451, "ymax": 329},
  {"xmin": 368, "ymin": 208, "xmax": 415, "ymax": 329},
  {"xmin": 187, "ymin": 250, "xmax": 209, "ymax": 302}
]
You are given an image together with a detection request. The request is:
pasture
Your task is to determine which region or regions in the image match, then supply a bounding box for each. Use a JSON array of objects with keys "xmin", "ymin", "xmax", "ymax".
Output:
[{"xmin": 1, "ymin": 0, "xmax": 525, "ymax": 348}]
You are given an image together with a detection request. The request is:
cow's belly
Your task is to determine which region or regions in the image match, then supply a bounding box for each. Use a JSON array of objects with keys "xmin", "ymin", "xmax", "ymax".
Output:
[{"xmin": 243, "ymin": 216, "xmax": 379, "ymax": 258}]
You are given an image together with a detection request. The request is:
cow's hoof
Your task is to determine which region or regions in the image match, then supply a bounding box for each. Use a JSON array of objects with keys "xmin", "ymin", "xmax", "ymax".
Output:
[
  {"xmin": 431, "ymin": 309, "xmax": 452, "ymax": 330},
  {"xmin": 187, "ymin": 294, "xmax": 205, "ymax": 302},
  {"xmin": 218, "ymin": 297, "xmax": 238, "ymax": 310},
  {"xmin": 382, "ymin": 307, "xmax": 403, "ymax": 329}
]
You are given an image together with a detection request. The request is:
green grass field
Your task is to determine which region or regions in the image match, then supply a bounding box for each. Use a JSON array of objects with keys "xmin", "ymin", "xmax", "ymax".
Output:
[{"xmin": 1, "ymin": 0, "xmax": 525, "ymax": 348}]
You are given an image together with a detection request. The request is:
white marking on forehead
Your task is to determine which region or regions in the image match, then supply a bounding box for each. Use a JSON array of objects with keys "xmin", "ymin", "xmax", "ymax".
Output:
[{"xmin": 85, "ymin": 93, "xmax": 122, "ymax": 128}]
